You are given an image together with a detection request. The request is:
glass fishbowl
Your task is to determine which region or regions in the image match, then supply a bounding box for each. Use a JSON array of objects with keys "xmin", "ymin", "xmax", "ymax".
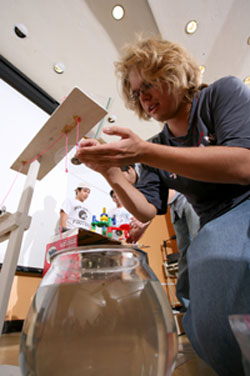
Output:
[{"xmin": 19, "ymin": 245, "xmax": 178, "ymax": 375}]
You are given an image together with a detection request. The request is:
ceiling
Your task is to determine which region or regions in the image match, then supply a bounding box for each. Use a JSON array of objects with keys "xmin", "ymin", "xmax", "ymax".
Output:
[{"xmin": 1, "ymin": 0, "xmax": 250, "ymax": 143}]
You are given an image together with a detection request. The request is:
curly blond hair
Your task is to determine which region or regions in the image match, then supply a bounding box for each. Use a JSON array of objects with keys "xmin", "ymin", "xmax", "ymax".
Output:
[{"xmin": 114, "ymin": 36, "xmax": 202, "ymax": 120}]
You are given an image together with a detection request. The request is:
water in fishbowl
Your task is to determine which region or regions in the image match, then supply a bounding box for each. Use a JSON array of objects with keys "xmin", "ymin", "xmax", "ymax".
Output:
[{"xmin": 19, "ymin": 279, "xmax": 177, "ymax": 376}]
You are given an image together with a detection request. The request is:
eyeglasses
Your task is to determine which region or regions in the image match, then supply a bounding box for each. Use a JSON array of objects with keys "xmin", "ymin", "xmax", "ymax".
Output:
[{"xmin": 129, "ymin": 81, "xmax": 153, "ymax": 102}]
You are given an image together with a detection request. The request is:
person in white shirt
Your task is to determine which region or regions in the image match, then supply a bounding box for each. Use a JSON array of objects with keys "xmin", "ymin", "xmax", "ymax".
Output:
[
  {"xmin": 60, "ymin": 182, "xmax": 92, "ymax": 231},
  {"xmin": 120, "ymin": 165, "xmax": 151, "ymax": 243},
  {"xmin": 109, "ymin": 189, "xmax": 132, "ymax": 227},
  {"xmin": 109, "ymin": 188, "xmax": 150, "ymax": 243}
]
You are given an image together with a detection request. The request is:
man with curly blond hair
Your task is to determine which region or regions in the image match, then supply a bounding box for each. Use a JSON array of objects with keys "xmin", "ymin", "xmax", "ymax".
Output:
[{"xmin": 76, "ymin": 36, "xmax": 250, "ymax": 375}]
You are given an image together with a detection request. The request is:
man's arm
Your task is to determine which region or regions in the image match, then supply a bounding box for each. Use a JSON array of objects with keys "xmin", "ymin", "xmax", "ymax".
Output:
[
  {"xmin": 76, "ymin": 127, "xmax": 250, "ymax": 185},
  {"xmin": 142, "ymin": 143, "xmax": 250, "ymax": 185},
  {"xmin": 127, "ymin": 217, "xmax": 151, "ymax": 243},
  {"xmin": 104, "ymin": 167, "xmax": 157, "ymax": 223},
  {"xmin": 74, "ymin": 139, "xmax": 157, "ymax": 223},
  {"xmin": 59, "ymin": 210, "xmax": 68, "ymax": 229}
]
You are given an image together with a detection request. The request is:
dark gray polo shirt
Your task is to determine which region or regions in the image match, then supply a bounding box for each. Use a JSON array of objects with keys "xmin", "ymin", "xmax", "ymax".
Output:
[{"xmin": 136, "ymin": 76, "xmax": 250, "ymax": 227}]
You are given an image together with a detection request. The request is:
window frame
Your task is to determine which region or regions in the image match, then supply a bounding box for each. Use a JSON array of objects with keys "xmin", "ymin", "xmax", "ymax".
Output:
[{"xmin": 0, "ymin": 55, "xmax": 59, "ymax": 115}]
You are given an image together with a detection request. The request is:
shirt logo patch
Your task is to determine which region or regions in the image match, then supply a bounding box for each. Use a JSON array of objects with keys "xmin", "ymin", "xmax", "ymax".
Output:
[
  {"xmin": 169, "ymin": 173, "xmax": 178, "ymax": 180},
  {"xmin": 79, "ymin": 210, "xmax": 88, "ymax": 220}
]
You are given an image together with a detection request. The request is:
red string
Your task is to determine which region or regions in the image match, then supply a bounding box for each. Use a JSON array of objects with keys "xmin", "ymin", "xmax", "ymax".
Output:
[
  {"xmin": 1, "ymin": 117, "xmax": 80, "ymax": 205},
  {"xmin": 0, "ymin": 132, "xmax": 66, "ymax": 207},
  {"xmin": 76, "ymin": 117, "xmax": 81, "ymax": 150},
  {"xmin": 65, "ymin": 134, "xmax": 69, "ymax": 173},
  {"xmin": 24, "ymin": 133, "xmax": 65, "ymax": 166},
  {"xmin": 0, "ymin": 165, "xmax": 23, "ymax": 208}
]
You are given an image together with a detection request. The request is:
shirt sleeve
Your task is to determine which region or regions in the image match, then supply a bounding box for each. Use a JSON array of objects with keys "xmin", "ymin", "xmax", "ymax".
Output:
[
  {"xmin": 136, "ymin": 164, "xmax": 168, "ymax": 215},
  {"xmin": 210, "ymin": 76, "xmax": 250, "ymax": 148},
  {"xmin": 60, "ymin": 198, "xmax": 72, "ymax": 215}
]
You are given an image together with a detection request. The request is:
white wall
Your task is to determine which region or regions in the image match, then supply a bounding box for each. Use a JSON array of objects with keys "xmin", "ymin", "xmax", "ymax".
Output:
[{"xmin": 0, "ymin": 80, "xmax": 115, "ymax": 268}]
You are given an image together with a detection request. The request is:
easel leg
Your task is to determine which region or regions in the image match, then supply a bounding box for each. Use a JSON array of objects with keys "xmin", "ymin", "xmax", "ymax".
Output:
[{"xmin": 0, "ymin": 160, "xmax": 40, "ymax": 335}]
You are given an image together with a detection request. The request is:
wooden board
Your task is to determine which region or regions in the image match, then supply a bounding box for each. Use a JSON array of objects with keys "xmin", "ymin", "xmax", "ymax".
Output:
[
  {"xmin": 11, "ymin": 87, "xmax": 107, "ymax": 180},
  {"xmin": 77, "ymin": 228, "xmax": 121, "ymax": 246},
  {"xmin": 47, "ymin": 227, "xmax": 121, "ymax": 248},
  {"xmin": 43, "ymin": 228, "xmax": 122, "ymax": 276},
  {"xmin": 0, "ymin": 212, "xmax": 31, "ymax": 243}
]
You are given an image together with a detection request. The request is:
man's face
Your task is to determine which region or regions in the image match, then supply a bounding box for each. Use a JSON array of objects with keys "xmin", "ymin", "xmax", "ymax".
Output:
[
  {"xmin": 76, "ymin": 187, "xmax": 90, "ymax": 202},
  {"xmin": 112, "ymin": 191, "xmax": 122, "ymax": 207},
  {"xmin": 128, "ymin": 69, "xmax": 182, "ymax": 123}
]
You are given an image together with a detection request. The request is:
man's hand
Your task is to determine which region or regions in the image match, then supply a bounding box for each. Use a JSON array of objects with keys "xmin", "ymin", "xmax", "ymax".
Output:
[
  {"xmin": 75, "ymin": 126, "xmax": 146, "ymax": 168},
  {"xmin": 126, "ymin": 217, "xmax": 151, "ymax": 244}
]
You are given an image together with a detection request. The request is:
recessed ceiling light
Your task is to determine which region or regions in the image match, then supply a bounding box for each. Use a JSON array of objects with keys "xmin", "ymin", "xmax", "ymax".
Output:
[
  {"xmin": 185, "ymin": 20, "xmax": 198, "ymax": 34},
  {"xmin": 244, "ymin": 76, "xmax": 250, "ymax": 85},
  {"xmin": 14, "ymin": 23, "xmax": 28, "ymax": 38},
  {"xmin": 247, "ymin": 37, "xmax": 250, "ymax": 45},
  {"xmin": 53, "ymin": 63, "xmax": 65, "ymax": 74},
  {"xmin": 107, "ymin": 115, "xmax": 117, "ymax": 123},
  {"xmin": 199, "ymin": 65, "xmax": 206, "ymax": 75},
  {"xmin": 111, "ymin": 5, "xmax": 125, "ymax": 20}
]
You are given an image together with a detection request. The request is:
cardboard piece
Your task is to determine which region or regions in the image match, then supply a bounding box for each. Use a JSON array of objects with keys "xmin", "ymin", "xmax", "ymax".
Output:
[
  {"xmin": 0, "ymin": 212, "xmax": 31, "ymax": 243},
  {"xmin": 11, "ymin": 87, "xmax": 107, "ymax": 180},
  {"xmin": 43, "ymin": 228, "xmax": 121, "ymax": 276}
]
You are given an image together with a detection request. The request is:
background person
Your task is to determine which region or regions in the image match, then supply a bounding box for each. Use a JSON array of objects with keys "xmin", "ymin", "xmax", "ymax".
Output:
[
  {"xmin": 120, "ymin": 164, "xmax": 151, "ymax": 243},
  {"xmin": 121, "ymin": 165, "xmax": 199, "ymax": 308},
  {"xmin": 75, "ymin": 36, "xmax": 250, "ymax": 376},
  {"xmin": 120, "ymin": 163, "xmax": 141, "ymax": 185},
  {"xmin": 109, "ymin": 189, "xmax": 132, "ymax": 226},
  {"xmin": 121, "ymin": 167, "xmax": 199, "ymax": 308},
  {"xmin": 60, "ymin": 182, "xmax": 92, "ymax": 231},
  {"xmin": 168, "ymin": 189, "xmax": 200, "ymax": 309},
  {"xmin": 109, "ymin": 189, "xmax": 150, "ymax": 244}
]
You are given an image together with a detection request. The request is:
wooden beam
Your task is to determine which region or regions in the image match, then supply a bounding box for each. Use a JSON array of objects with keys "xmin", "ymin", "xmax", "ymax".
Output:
[
  {"xmin": 0, "ymin": 160, "xmax": 40, "ymax": 335},
  {"xmin": 11, "ymin": 87, "xmax": 107, "ymax": 180},
  {"xmin": 0, "ymin": 212, "xmax": 31, "ymax": 242}
]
